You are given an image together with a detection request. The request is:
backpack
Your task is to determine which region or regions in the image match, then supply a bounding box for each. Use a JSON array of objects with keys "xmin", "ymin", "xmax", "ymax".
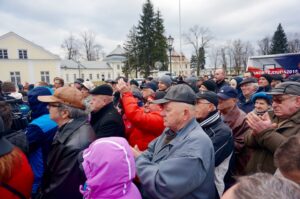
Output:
[{"xmin": 2, "ymin": 95, "xmax": 30, "ymax": 131}]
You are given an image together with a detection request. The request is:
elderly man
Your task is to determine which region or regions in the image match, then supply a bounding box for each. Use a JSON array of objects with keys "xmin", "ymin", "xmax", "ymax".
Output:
[
  {"xmin": 89, "ymin": 84, "xmax": 125, "ymax": 138},
  {"xmin": 214, "ymin": 68, "xmax": 229, "ymax": 92},
  {"xmin": 218, "ymin": 86, "xmax": 250, "ymax": 175},
  {"xmin": 238, "ymin": 77, "xmax": 259, "ymax": 113},
  {"xmin": 195, "ymin": 90, "xmax": 234, "ymax": 197},
  {"xmin": 37, "ymin": 87, "xmax": 96, "ymax": 199},
  {"xmin": 245, "ymin": 81, "xmax": 300, "ymax": 174},
  {"xmin": 132, "ymin": 84, "xmax": 215, "ymax": 199}
]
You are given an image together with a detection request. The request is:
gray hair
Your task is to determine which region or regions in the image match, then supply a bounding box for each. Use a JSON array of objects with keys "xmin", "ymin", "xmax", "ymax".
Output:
[
  {"xmin": 58, "ymin": 104, "xmax": 87, "ymax": 119},
  {"xmin": 233, "ymin": 173, "xmax": 300, "ymax": 199}
]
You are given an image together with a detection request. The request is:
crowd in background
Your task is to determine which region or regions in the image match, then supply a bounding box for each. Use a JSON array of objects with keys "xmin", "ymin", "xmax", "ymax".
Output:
[{"xmin": 0, "ymin": 69, "xmax": 300, "ymax": 199}]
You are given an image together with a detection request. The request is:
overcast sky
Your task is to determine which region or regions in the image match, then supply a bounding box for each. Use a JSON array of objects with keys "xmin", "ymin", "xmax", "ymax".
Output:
[{"xmin": 1, "ymin": 0, "xmax": 299, "ymax": 60}]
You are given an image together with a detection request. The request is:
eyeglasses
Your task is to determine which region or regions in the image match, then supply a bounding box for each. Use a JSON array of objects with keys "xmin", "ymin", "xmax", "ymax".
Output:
[
  {"xmin": 47, "ymin": 103, "xmax": 61, "ymax": 108},
  {"xmin": 272, "ymin": 95, "xmax": 297, "ymax": 104}
]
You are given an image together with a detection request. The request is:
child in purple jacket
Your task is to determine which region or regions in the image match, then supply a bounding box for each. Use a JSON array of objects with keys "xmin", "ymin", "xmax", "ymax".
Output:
[{"xmin": 80, "ymin": 137, "xmax": 142, "ymax": 199}]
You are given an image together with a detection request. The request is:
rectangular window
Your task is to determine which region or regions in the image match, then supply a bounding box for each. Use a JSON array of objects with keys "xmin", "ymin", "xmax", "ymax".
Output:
[
  {"xmin": 40, "ymin": 71, "xmax": 50, "ymax": 83},
  {"xmin": 117, "ymin": 65, "xmax": 120, "ymax": 70},
  {"xmin": 89, "ymin": 74, "xmax": 93, "ymax": 80},
  {"xmin": 66, "ymin": 74, "xmax": 69, "ymax": 82},
  {"xmin": 108, "ymin": 73, "xmax": 111, "ymax": 79},
  {"xmin": 0, "ymin": 49, "xmax": 8, "ymax": 59},
  {"xmin": 18, "ymin": 49, "xmax": 28, "ymax": 59},
  {"xmin": 10, "ymin": 71, "xmax": 21, "ymax": 85},
  {"xmin": 81, "ymin": 73, "xmax": 84, "ymax": 80},
  {"xmin": 73, "ymin": 74, "xmax": 77, "ymax": 82},
  {"xmin": 97, "ymin": 74, "xmax": 100, "ymax": 79}
]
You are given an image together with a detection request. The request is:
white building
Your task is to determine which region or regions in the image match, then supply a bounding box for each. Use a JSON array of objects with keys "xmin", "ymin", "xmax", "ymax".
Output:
[{"xmin": 61, "ymin": 45, "xmax": 126, "ymax": 83}]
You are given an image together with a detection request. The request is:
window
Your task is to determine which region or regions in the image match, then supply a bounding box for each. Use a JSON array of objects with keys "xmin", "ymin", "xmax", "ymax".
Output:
[
  {"xmin": 117, "ymin": 65, "xmax": 120, "ymax": 70},
  {"xmin": 73, "ymin": 74, "xmax": 77, "ymax": 82},
  {"xmin": 41, "ymin": 71, "xmax": 50, "ymax": 83},
  {"xmin": 0, "ymin": 49, "xmax": 8, "ymax": 59},
  {"xmin": 108, "ymin": 73, "xmax": 111, "ymax": 79},
  {"xmin": 10, "ymin": 71, "xmax": 21, "ymax": 85},
  {"xmin": 18, "ymin": 49, "xmax": 28, "ymax": 59},
  {"xmin": 97, "ymin": 74, "xmax": 100, "ymax": 79},
  {"xmin": 66, "ymin": 74, "xmax": 69, "ymax": 82},
  {"xmin": 101, "ymin": 74, "xmax": 105, "ymax": 81},
  {"xmin": 81, "ymin": 73, "xmax": 84, "ymax": 80},
  {"xmin": 89, "ymin": 74, "xmax": 93, "ymax": 80}
]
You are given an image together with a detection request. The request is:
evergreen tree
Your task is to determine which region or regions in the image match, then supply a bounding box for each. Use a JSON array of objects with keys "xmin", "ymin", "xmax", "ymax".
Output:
[
  {"xmin": 198, "ymin": 47, "xmax": 205, "ymax": 71},
  {"xmin": 270, "ymin": 23, "xmax": 288, "ymax": 54},
  {"xmin": 190, "ymin": 55, "xmax": 197, "ymax": 68},
  {"xmin": 137, "ymin": 0, "xmax": 156, "ymax": 77},
  {"xmin": 123, "ymin": 26, "xmax": 139, "ymax": 78},
  {"xmin": 153, "ymin": 10, "xmax": 168, "ymax": 71}
]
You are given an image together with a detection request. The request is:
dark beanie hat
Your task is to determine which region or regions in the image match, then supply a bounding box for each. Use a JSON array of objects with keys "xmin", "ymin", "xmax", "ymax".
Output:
[
  {"xmin": 202, "ymin": 80, "xmax": 217, "ymax": 92},
  {"xmin": 89, "ymin": 84, "xmax": 113, "ymax": 96},
  {"xmin": 130, "ymin": 79, "xmax": 139, "ymax": 87},
  {"xmin": 261, "ymin": 74, "xmax": 273, "ymax": 84}
]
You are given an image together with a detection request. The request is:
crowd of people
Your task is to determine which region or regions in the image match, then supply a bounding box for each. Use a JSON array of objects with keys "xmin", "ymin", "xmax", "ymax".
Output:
[{"xmin": 0, "ymin": 69, "xmax": 300, "ymax": 199}]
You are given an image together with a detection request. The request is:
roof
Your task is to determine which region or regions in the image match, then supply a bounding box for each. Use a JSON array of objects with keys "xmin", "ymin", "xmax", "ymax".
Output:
[
  {"xmin": 61, "ymin": 59, "xmax": 112, "ymax": 69},
  {"xmin": 0, "ymin": 31, "xmax": 60, "ymax": 59},
  {"xmin": 249, "ymin": 52, "xmax": 300, "ymax": 59},
  {"xmin": 106, "ymin": 45, "xmax": 125, "ymax": 57}
]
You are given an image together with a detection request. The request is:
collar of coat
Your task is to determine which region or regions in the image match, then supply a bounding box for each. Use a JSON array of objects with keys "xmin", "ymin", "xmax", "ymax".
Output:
[{"xmin": 198, "ymin": 110, "xmax": 220, "ymax": 128}]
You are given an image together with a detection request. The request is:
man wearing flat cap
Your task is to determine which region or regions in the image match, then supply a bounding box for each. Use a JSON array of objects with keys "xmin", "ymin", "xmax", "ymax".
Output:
[
  {"xmin": 245, "ymin": 81, "xmax": 300, "ymax": 174},
  {"xmin": 132, "ymin": 84, "xmax": 215, "ymax": 199},
  {"xmin": 195, "ymin": 91, "xmax": 234, "ymax": 197},
  {"xmin": 37, "ymin": 87, "xmax": 96, "ymax": 199},
  {"xmin": 89, "ymin": 84, "xmax": 125, "ymax": 138},
  {"xmin": 238, "ymin": 77, "xmax": 259, "ymax": 113}
]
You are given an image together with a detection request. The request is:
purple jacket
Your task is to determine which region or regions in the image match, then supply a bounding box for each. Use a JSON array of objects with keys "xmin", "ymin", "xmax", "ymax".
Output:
[{"xmin": 80, "ymin": 137, "xmax": 142, "ymax": 199}]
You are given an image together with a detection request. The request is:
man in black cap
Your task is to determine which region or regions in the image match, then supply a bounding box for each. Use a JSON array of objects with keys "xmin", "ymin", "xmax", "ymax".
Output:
[
  {"xmin": 89, "ymin": 84, "xmax": 125, "ymax": 138},
  {"xmin": 258, "ymin": 74, "xmax": 272, "ymax": 92},
  {"xmin": 74, "ymin": 78, "xmax": 84, "ymax": 90},
  {"xmin": 245, "ymin": 81, "xmax": 300, "ymax": 174},
  {"xmin": 132, "ymin": 84, "xmax": 215, "ymax": 199},
  {"xmin": 195, "ymin": 91, "xmax": 234, "ymax": 197},
  {"xmin": 238, "ymin": 77, "xmax": 259, "ymax": 113},
  {"xmin": 271, "ymin": 74, "xmax": 283, "ymax": 88},
  {"xmin": 140, "ymin": 81, "xmax": 158, "ymax": 102}
]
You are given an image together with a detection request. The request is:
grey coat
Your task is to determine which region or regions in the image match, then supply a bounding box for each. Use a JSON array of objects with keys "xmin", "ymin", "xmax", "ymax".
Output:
[{"xmin": 136, "ymin": 119, "xmax": 215, "ymax": 199}]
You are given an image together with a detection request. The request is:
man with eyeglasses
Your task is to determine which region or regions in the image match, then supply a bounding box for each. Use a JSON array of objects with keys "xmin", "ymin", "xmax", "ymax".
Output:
[
  {"xmin": 245, "ymin": 81, "xmax": 300, "ymax": 174},
  {"xmin": 36, "ymin": 87, "xmax": 96, "ymax": 199},
  {"xmin": 195, "ymin": 91, "xmax": 234, "ymax": 197}
]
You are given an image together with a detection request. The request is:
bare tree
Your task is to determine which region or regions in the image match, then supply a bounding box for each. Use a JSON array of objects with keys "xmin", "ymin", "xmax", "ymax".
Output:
[
  {"xmin": 242, "ymin": 41, "xmax": 254, "ymax": 71},
  {"xmin": 184, "ymin": 25, "xmax": 213, "ymax": 75},
  {"xmin": 219, "ymin": 46, "xmax": 228, "ymax": 71},
  {"xmin": 61, "ymin": 33, "xmax": 80, "ymax": 60},
  {"xmin": 80, "ymin": 31, "xmax": 103, "ymax": 61},
  {"xmin": 230, "ymin": 39, "xmax": 243, "ymax": 75},
  {"xmin": 209, "ymin": 46, "xmax": 220, "ymax": 70},
  {"xmin": 287, "ymin": 33, "xmax": 300, "ymax": 53},
  {"xmin": 257, "ymin": 36, "xmax": 271, "ymax": 55}
]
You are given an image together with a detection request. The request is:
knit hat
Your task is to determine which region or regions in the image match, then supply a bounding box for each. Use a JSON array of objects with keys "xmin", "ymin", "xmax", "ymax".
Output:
[
  {"xmin": 202, "ymin": 80, "xmax": 217, "ymax": 92},
  {"xmin": 261, "ymin": 74, "xmax": 273, "ymax": 84},
  {"xmin": 158, "ymin": 75, "xmax": 172, "ymax": 88},
  {"xmin": 130, "ymin": 79, "xmax": 139, "ymax": 87}
]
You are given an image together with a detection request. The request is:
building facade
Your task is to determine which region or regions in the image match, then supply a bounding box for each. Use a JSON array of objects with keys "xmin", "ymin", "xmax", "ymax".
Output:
[
  {"xmin": 169, "ymin": 49, "xmax": 191, "ymax": 77},
  {"xmin": 0, "ymin": 32, "xmax": 61, "ymax": 85}
]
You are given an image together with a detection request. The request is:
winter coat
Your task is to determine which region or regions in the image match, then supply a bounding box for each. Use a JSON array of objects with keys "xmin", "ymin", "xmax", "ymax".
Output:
[
  {"xmin": 0, "ymin": 148, "xmax": 34, "ymax": 199},
  {"xmin": 37, "ymin": 116, "xmax": 96, "ymax": 199},
  {"xmin": 221, "ymin": 105, "xmax": 250, "ymax": 175},
  {"xmin": 80, "ymin": 137, "xmax": 142, "ymax": 199},
  {"xmin": 121, "ymin": 92, "xmax": 164, "ymax": 150},
  {"xmin": 90, "ymin": 102, "xmax": 125, "ymax": 139},
  {"xmin": 245, "ymin": 109, "xmax": 300, "ymax": 174},
  {"xmin": 136, "ymin": 119, "xmax": 215, "ymax": 199},
  {"xmin": 199, "ymin": 110, "xmax": 235, "ymax": 196},
  {"xmin": 216, "ymin": 80, "xmax": 229, "ymax": 92}
]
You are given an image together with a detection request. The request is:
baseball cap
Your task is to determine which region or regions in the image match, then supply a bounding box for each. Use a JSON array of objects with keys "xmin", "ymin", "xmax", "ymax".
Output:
[
  {"xmin": 38, "ymin": 87, "xmax": 85, "ymax": 109},
  {"xmin": 196, "ymin": 90, "xmax": 218, "ymax": 107},
  {"xmin": 267, "ymin": 81, "xmax": 300, "ymax": 96},
  {"xmin": 152, "ymin": 84, "xmax": 196, "ymax": 105},
  {"xmin": 140, "ymin": 82, "xmax": 158, "ymax": 92},
  {"xmin": 217, "ymin": 86, "xmax": 238, "ymax": 99},
  {"xmin": 240, "ymin": 77, "xmax": 258, "ymax": 86}
]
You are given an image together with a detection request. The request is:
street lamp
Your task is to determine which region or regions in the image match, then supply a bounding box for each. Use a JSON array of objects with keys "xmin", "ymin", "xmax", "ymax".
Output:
[{"xmin": 167, "ymin": 35, "xmax": 174, "ymax": 75}]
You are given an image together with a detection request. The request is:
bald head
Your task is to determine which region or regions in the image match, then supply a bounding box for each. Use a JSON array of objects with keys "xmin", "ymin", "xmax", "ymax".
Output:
[{"xmin": 215, "ymin": 68, "xmax": 226, "ymax": 83}]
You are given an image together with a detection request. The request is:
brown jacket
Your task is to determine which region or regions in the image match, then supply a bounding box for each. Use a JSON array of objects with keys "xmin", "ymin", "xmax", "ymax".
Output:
[
  {"xmin": 222, "ymin": 105, "xmax": 250, "ymax": 175},
  {"xmin": 245, "ymin": 109, "xmax": 300, "ymax": 174}
]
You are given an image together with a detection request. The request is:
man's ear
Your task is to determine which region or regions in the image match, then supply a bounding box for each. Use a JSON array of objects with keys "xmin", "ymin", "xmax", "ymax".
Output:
[{"xmin": 296, "ymin": 96, "xmax": 300, "ymax": 108}]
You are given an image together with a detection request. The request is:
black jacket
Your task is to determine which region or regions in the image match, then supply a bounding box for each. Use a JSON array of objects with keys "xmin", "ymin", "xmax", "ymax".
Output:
[
  {"xmin": 38, "ymin": 116, "xmax": 96, "ymax": 199},
  {"xmin": 90, "ymin": 102, "xmax": 125, "ymax": 139},
  {"xmin": 216, "ymin": 80, "xmax": 229, "ymax": 92}
]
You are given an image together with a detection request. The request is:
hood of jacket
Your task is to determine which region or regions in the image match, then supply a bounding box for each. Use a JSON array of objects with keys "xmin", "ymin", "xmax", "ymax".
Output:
[
  {"xmin": 28, "ymin": 86, "xmax": 52, "ymax": 119},
  {"xmin": 80, "ymin": 137, "xmax": 138, "ymax": 199}
]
